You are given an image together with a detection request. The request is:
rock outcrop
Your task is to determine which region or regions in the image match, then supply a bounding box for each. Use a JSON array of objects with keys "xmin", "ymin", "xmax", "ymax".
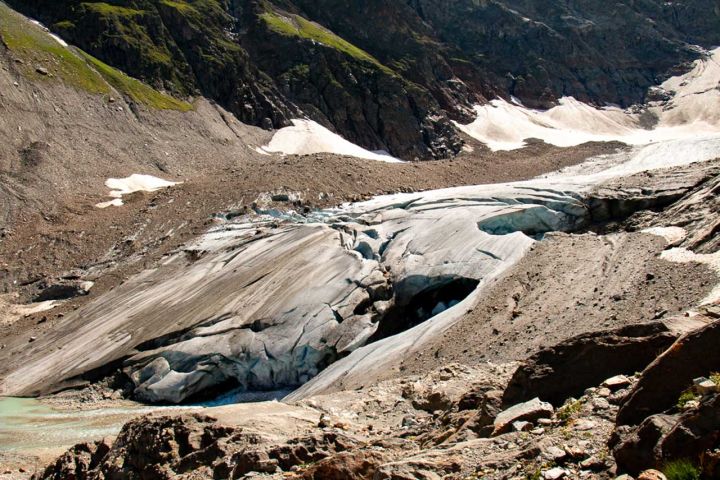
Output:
[
  {"xmin": 609, "ymin": 319, "xmax": 720, "ymax": 476},
  {"xmin": 612, "ymin": 394, "xmax": 720, "ymax": 477},
  {"xmin": 502, "ymin": 323, "xmax": 678, "ymax": 407},
  {"xmin": 617, "ymin": 320, "xmax": 720, "ymax": 426}
]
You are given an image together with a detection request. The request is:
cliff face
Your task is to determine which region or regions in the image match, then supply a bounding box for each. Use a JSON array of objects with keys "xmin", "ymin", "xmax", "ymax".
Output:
[{"xmin": 7, "ymin": 0, "xmax": 720, "ymax": 158}]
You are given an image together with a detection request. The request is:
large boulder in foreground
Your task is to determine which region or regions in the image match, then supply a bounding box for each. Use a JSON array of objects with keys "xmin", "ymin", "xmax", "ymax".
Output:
[
  {"xmin": 492, "ymin": 397, "xmax": 554, "ymax": 435},
  {"xmin": 617, "ymin": 319, "xmax": 720, "ymax": 426},
  {"xmin": 502, "ymin": 323, "xmax": 677, "ymax": 407}
]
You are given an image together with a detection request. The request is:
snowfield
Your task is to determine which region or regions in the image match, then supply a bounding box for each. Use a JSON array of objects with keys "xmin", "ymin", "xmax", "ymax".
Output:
[
  {"xmin": 259, "ymin": 119, "xmax": 402, "ymax": 162},
  {"xmin": 457, "ymin": 48, "xmax": 720, "ymax": 151}
]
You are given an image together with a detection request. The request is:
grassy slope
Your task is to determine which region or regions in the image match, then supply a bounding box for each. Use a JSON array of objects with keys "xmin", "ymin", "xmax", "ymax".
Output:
[
  {"xmin": 0, "ymin": 1, "xmax": 191, "ymax": 111},
  {"xmin": 260, "ymin": 9, "xmax": 393, "ymax": 74}
]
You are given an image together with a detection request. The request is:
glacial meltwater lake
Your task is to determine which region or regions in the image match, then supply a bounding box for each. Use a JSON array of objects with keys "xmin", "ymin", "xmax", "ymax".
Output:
[{"xmin": 0, "ymin": 397, "xmax": 194, "ymax": 455}]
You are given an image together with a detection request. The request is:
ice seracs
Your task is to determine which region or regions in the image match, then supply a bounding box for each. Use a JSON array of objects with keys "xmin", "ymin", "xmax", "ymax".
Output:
[
  {"xmin": 457, "ymin": 48, "xmax": 720, "ymax": 151},
  {"xmin": 259, "ymin": 119, "xmax": 402, "ymax": 162}
]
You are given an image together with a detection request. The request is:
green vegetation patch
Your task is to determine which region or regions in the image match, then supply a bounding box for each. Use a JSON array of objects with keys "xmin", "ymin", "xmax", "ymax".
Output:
[
  {"xmin": 556, "ymin": 398, "xmax": 583, "ymax": 422},
  {"xmin": 0, "ymin": 2, "xmax": 109, "ymax": 93},
  {"xmin": 80, "ymin": 51, "xmax": 192, "ymax": 111},
  {"xmin": 663, "ymin": 459, "xmax": 701, "ymax": 480},
  {"xmin": 79, "ymin": 2, "xmax": 144, "ymax": 18},
  {"xmin": 260, "ymin": 10, "xmax": 392, "ymax": 73},
  {"xmin": 78, "ymin": 2, "xmax": 174, "ymax": 68},
  {"xmin": 677, "ymin": 389, "xmax": 701, "ymax": 410}
]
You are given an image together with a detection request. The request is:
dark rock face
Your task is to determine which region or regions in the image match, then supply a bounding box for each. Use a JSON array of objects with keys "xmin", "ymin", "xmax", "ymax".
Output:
[
  {"xmin": 408, "ymin": 0, "xmax": 720, "ymax": 109},
  {"xmin": 610, "ymin": 414, "xmax": 679, "ymax": 475},
  {"xmin": 662, "ymin": 394, "xmax": 720, "ymax": 477},
  {"xmin": 617, "ymin": 320, "xmax": 720, "ymax": 426},
  {"xmin": 612, "ymin": 395, "xmax": 720, "ymax": 477},
  {"xmin": 7, "ymin": 0, "xmax": 720, "ymax": 159},
  {"xmin": 36, "ymin": 439, "xmax": 112, "ymax": 480},
  {"xmin": 502, "ymin": 323, "xmax": 677, "ymax": 408}
]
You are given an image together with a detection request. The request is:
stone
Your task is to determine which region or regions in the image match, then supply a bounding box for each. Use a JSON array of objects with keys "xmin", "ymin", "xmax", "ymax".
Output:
[
  {"xmin": 493, "ymin": 398, "xmax": 554, "ymax": 435},
  {"xmin": 597, "ymin": 388, "xmax": 612, "ymax": 398},
  {"xmin": 593, "ymin": 398, "xmax": 611, "ymax": 410},
  {"xmin": 542, "ymin": 467, "xmax": 567, "ymax": 479},
  {"xmin": 565, "ymin": 445, "xmax": 588, "ymax": 461},
  {"xmin": 693, "ymin": 378, "xmax": 718, "ymax": 395},
  {"xmin": 660, "ymin": 393, "xmax": 720, "ymax": 477},
  {"xmin": 502, "ymin": 323, "xmax": 677, "ymax": 407},
  {"xmin": 464, "ymin": 390, "xmax": 504, "ymax": 437},
  {"xmin": 33, "ymin": 278, "xmax": 93, "ymax": 302},
  {"xmin": 512, "ymin": 421, "xmax": 533, "ymax": 432},
  {"xmin": 616, "ymin": 475, "xmax": 635, "ymax": 480},
  {"xmin": 603, "ymin": 375, "xmax": 632, "ymax": 391},
  {"xmin": 580, "ymin": 456, "xmax": 606, "ymax": 470},
  {"xmin": 573, "ymin": 419, "xmax": 597, "ymax": 431},
  {"xmin": 543, "ymin": 446, "xmax": 567, "ymax": 461},
  {"xmin": 301, "ymin": 450, "xmax": 391, "ymax": 479},
  {"xmin": 617, "ymin": 320, "xmax": 720, "ymax": 425},
  {"xmin": 36, "ymin": 67, "xmax": 49, "ymax": 75},
  {"xmin": 611, "ymin": 414, "xmax": 678, "ymax": 475},
  {"xmin": 608, "ymin": 389, "xmax": 629, "ymax": 405},
  {"xmin": 638, "ymin": 470, "xmax": 667, "ymax": 480}
]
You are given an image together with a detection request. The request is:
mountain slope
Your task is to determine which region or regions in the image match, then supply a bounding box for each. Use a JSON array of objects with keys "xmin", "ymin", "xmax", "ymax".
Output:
[{"xmin": 6, "ymin": 0, "xmax": 720, "ymax": 159}]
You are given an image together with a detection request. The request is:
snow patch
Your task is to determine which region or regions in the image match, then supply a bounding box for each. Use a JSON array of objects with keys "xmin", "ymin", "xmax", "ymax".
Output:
[
  {"xmin": 96, "ymin": 174, "xmax": 180, "ymax": 208},
  {"xmin": 260, "ymin": 119, "xmax": 403, "ymax": 162},
  {"xmin": 29, "ymin": 19, "xmax": 68, "ymax": 47},
  {"xmin": 641, "ymin": 226, "xmax": 687, "ymax": 245},
  {"xmin": 457, "ymin": 48, "xmax": 720, "ymax": 151},
  {"xmin": 95, "ymin": 199, "xmax": 124, "ymax": 209}
]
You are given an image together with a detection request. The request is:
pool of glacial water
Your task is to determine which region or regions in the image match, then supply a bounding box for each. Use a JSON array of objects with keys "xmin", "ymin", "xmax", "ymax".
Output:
[{"xmin": 0, "ymin": 389, "xmax": 291, "ymax": 454}]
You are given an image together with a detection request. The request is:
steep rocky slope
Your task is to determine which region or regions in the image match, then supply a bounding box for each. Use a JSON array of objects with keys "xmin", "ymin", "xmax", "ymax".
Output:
[{"xmin": 6, "ymin": 0, "xmax": 720, "ymax": 158}]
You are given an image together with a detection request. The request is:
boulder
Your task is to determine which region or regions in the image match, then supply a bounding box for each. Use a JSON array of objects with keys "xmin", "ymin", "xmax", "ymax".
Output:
[
  {"xmin": 502, "ymin": 323, "xmax": 677, "ymax": 407},
  {"xmin": 461, "ymin": 389, "xmax": 504, "ymax": 438},
  {"xmin": 34, "ymin": 438, "xmax": 111, "ymax": 480},
  {"xmin": 603, "ymin": 375, "xmax": 632, "ymax": 391},
  {"xmin": 638, "ymin": 469, "xmax": 667, "ymax": 480},
  {"xmin": 300, "ymin": 450, "xmax": 390, "ymax": 480},
  {"xmin": 617, "ymin": 320, "xmax": 720, "ymax": 426},
  {"xmin": 492, "ymin": 398, "xmax": 554, "ymax": 435},
  {"xmin": 611, "ymin": 414, "xmax": 678, "ymax": 474},
  {"xmin": 33, "ymin": 278, "xmax": 93, "ymax": 302}
]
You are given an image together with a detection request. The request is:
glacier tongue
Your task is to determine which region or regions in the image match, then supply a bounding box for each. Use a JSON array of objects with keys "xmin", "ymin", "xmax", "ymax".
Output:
[{"xmin": 2, "ymin": 135, "xmax": 720, "ymax": 403}]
